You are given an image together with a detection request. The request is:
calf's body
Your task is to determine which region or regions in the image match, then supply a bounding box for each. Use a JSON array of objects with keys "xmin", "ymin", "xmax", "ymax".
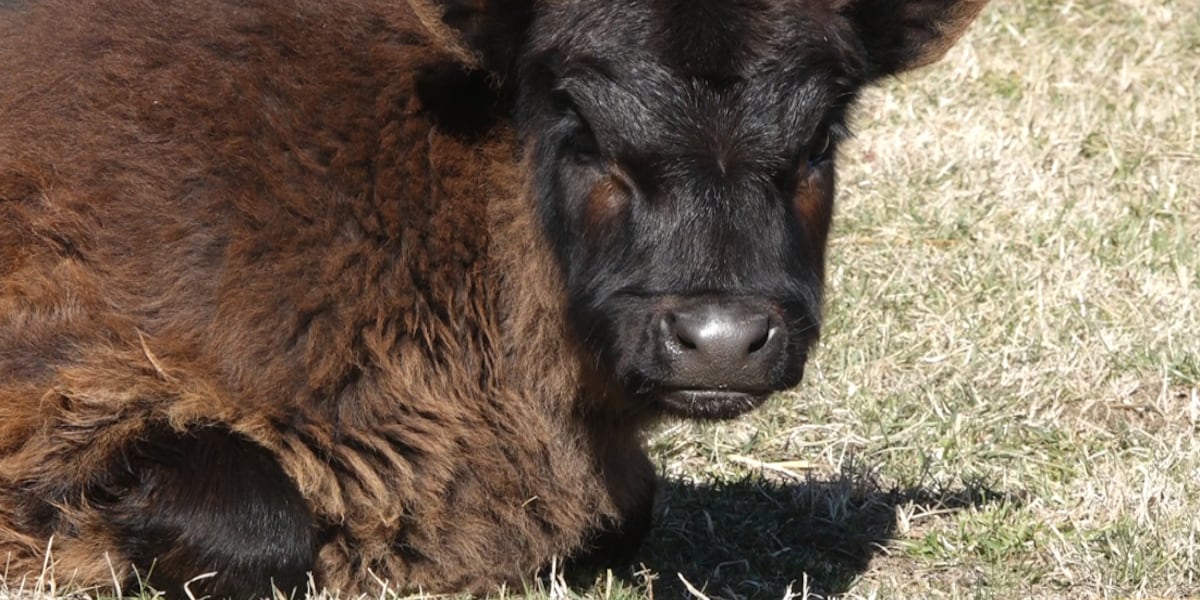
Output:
[{"xmin": 0, "ymin": 0, "xmax": 988, "ymax": 595}]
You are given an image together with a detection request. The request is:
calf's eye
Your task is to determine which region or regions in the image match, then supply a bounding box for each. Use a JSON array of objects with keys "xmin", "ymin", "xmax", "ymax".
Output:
[
  {"xmin": 552, "ymin": 90, "xmax": 605, "ymax": 167},
  {"xmin": 807, "ymin": 131, "xmax": 833, "ymax": 168},
  {"xmin": 567, "ymin": 125, "xmax": 603, "ymax": 166}
]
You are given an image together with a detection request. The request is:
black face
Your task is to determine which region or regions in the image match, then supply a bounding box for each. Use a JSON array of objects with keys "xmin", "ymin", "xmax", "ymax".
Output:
[{"xmin": 517, "ymin": 0, "xmax": 869, "ymax": 419}]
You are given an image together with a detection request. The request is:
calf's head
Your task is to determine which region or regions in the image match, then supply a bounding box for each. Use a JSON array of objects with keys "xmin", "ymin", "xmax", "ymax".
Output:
[
  {"xmin": 509, "ymin": 0, "xmax": 988, "ymax": 419},
  {"xmin": 510, "ymin": 0, "xmax": 988, "ymax": 419},
  {"xmin": 442, "ymin": 0, "xmax": 983, "ymax": 419}
]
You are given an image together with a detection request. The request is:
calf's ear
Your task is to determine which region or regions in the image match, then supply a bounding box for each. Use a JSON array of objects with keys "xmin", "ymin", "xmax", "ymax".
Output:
[
  {"xmin": 409, "ymin": 0, "xmax": 533, "ymax": 136},
  {"xmin": 408, "ymin": 0, "xmax": 533, "ymax": 76},
  {"xmin": 836, "ymin": 0, "xmax": 990, "ymax": 77}
]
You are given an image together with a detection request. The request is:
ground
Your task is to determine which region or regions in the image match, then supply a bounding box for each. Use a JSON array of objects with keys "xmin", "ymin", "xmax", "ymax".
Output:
[{"xmin": 2, "ymin": 0, "xmax": 1198, "ymax": 598}]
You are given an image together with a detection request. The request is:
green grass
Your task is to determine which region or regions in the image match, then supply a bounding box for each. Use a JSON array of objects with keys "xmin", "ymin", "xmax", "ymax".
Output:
[{"xmin": 4, "ymin": 0, "xmax": 1198, "ymax": 598}]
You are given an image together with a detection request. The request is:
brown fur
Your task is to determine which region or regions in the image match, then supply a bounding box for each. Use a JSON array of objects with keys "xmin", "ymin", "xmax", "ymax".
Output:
[
  {"xmin": 0, "ymin": 0, "xmax": 641, "ymax": 592},
  {"xmin": 0, "ymin": 0, "xmax": 991, "ymax": 593}
]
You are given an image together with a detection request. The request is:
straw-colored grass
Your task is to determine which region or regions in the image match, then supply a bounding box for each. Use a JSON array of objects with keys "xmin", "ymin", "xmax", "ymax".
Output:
[
  {"xmin": 635, "ymin": 0, "xmax": 1200, "ymax": 596},
  {"xmin": 4, "ymin": 0, "xmax": 1197, "ymax": 598}
]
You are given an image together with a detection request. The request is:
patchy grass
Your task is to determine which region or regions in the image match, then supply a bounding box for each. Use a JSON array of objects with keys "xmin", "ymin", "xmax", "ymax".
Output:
[
  {"xmin": 627, "ymin": 0, "xmax": 1200, "ymax": 597},
  {"xmin": 641, "ymin": 0, "xmax": 1200, "ymax": 597},
  {"xmin": 4, "ymin": 0, "xmax": 1198, "ymax": 598}
]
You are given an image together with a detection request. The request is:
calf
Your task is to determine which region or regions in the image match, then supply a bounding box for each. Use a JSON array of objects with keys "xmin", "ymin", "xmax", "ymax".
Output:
[{"xmin": 0, "ymin": 0, "xmax": 989, "ymax": 596}]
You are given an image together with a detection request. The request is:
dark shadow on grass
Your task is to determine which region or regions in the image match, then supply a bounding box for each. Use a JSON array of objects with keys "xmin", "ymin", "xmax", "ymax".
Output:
[{"xmin": 629, "ymin": 466, "xmax": 1023, "ymax": 599}]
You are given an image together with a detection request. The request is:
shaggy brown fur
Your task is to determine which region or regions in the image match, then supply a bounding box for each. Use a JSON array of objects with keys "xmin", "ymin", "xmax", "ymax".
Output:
[
  {"xmin": 0, "ymin": 0, "xmax": 634, "ymax": 593},
  {"xmin": 0, "ymin": 0, "xmax": 989, "ymax": 595}
]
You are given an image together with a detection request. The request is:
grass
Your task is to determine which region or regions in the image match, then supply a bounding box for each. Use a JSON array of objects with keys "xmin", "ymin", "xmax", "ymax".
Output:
[
  {"xmin": 620, "ymin": 0, "xmax": 1200, "ymax": 596},
  {"xmin": 4, "ymin": 0, "xmax": 1198, "ymax": 598},
  {"xmin": 633, "ymin": 0, "xmax": 1199, "ymax": 596}
]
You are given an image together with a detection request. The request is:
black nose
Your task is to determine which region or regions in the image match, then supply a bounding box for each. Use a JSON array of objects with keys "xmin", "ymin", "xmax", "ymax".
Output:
[{"xmin": 657, "ymin": 299, "xmax": 784, "ymax": 392}]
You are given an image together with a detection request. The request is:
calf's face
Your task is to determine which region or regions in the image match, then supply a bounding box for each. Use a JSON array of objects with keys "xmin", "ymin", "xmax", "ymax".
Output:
[{"xmin": 514, "ymin": 0, "xmax": 988, "ymax": 419}]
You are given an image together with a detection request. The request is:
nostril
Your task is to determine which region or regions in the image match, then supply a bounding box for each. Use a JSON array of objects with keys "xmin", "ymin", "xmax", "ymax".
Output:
[
  {"xmin": 665, "ymin": 307, "xmax": 776, "ymax": 359},
  {"xmin": 654, "ymin": 299, "xmax": 791, "ymax": 393},
  {"xmin": 676, "ymin": 331, "xmax": 698, "ymax": 350},
  {"xmin": 661, "ymin": 313, "xmax": 697, "ymax": 351},
  {"xmin": 664, "ymin": 312, "xmax": 700, "ymax": 351},
  {"xmin": 746, "ymin": 325, "xmax": 776, "ymax": 354}
]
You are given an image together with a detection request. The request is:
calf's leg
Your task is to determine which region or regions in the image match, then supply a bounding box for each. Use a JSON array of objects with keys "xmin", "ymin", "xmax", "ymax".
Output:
[
  {"xmin": 104, "ymin": 426, "xmax": 316, "ymax": 599},
  {"xmin": 567, "ymin": 446, "xmax": 657, "ymax": 571},
  {"xmin": 573, "ymin": 475, "xmax": 656, "ymax": 568}
]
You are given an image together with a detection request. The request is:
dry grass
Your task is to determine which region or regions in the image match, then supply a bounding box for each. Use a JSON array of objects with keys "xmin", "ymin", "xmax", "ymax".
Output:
[
  {"xmin": 634, "ymin": 0, "xmax": 1200, "ymax": 597},
  {"xmin": 4, "ymin": 0, "xmax": 1198, "ymax": 598}
]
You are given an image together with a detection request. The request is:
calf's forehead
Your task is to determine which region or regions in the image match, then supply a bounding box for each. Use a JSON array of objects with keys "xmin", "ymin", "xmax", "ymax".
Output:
[
  {"xmin": 529, "ymin": 0, "xmax": 858, "ymax": 79},
  {"xmin": 527, "ymin": 0, "xmax": 864, "ymax": 149}
]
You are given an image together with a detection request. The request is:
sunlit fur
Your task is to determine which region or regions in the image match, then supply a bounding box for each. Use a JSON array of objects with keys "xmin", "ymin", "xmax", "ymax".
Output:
[{"xmin": 0, "ymin": 0, "xmax": 987, "ymax": 595}]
